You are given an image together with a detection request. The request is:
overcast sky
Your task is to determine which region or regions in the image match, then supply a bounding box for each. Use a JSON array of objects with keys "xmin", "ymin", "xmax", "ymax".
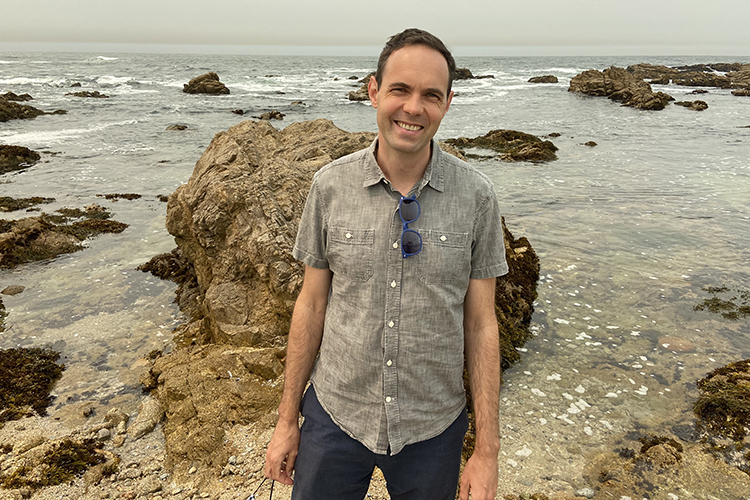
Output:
[{"xmin": 2, "ymin": 0, "xmax": 749, "ymax": 56}]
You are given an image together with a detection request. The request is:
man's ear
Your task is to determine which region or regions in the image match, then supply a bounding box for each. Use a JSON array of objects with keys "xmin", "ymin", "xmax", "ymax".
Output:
[
  {"xmin": 368, "ymin": 76, "xmax": 379, "ymax": 108},
  {"xmin": 445, "ymin": 90, "xmax": 454, "ymax": 114}
]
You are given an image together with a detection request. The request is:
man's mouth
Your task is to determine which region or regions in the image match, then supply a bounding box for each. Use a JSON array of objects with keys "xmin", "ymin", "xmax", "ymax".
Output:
[{"xmin": 395, "ymin": 121, "xmax": 423, "ymax": 132}]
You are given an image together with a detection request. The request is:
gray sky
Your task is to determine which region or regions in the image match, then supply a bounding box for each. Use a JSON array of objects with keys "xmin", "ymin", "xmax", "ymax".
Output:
[{"xmin": 2, "ymin": 0, "xmax": 749, "ymax": 56}]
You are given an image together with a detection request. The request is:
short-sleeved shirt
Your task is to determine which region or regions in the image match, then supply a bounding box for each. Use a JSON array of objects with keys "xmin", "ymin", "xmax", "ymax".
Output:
[{"xmin": 293, "ymin": 138, "xmax": 508, "ymax": 455}]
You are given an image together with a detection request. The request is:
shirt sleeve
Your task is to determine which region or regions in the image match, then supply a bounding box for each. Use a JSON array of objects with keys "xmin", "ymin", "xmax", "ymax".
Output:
[
  {"xmin": 469, "ymin": 186, "xmax": 509, "ymax": 280},
  {"xmin": 292, "ymin": 176, "xmax": 329, "ymax": 269}
]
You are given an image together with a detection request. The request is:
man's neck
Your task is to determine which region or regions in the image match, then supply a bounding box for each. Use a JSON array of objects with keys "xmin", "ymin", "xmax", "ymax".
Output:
[{"xmin": 375, "ymin": 140, "xmax": 432, "ymax": 197}]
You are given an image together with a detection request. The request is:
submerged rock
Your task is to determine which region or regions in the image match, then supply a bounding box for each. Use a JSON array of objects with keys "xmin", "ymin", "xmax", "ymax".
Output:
[
  {"xmin": 569, "ymin": 66, "xmax": 674, "ymax": 111},
  {"xmin": 252, "ymin": 110, "xmax": 285, "ymax": 120},
  {"xmin": 1, "ymin": 92, "xmax": 33, "ymax": 102},
  {"xmin": 65, "ymin": 90, "xmax": 110, "ymax": 98},
  {"xmin": 455, "ymin": 68, "xmax": 494, "ymax": 80},
  {"xmin": 0, "ymin": 98, "xmax": 45, "ymax": 122},
  {"xmin": 182, "ymin": 72, "xmax": 230, "ymax": 95},
  {"xmin": 445, "ymin": 129, "xmax": 558, "ymax": 163}
]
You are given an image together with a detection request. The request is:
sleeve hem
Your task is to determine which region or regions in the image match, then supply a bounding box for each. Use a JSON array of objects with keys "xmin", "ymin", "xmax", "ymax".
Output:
[
  {"xmin": 292, "ymin": 246, "xmax": 329, "ymax": 269},
  {"xmin": 470, "ymin": 262, "xmax": 509, "ymax": 280}
]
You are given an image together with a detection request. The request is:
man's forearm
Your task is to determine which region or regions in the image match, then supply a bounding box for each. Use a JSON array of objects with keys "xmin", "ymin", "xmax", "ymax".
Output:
[{"xmin": 466, "ymin": 322, "xmax": 501, "ymax": 455}]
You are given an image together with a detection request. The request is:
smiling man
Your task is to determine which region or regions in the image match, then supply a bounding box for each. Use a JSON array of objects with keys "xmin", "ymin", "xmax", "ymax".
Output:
[{"xmin": 264, "ymin": 28, "xmax": 507, "ymax": 500}]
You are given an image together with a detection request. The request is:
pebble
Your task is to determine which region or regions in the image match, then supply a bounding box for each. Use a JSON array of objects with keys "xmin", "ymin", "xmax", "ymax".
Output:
[
  {"xmin": 188, "ymin": 467, "xmax": 197, "ymax": 474},
  {"xmin": 98, "ymin": 428, "xmax": 112, "ymax": 440},
  {"xmin": 515, "ymin": 445, "xmax": 533, "ymax": 458},
  {"xmin": 576, "ymin": 488, "xmax": 595, "ymax": 499}
]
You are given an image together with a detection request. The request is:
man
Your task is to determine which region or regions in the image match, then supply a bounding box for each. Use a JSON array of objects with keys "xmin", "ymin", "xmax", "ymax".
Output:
[{"xmin": 265, "ymin": 28, "xmax": 507, "ymax": 500}]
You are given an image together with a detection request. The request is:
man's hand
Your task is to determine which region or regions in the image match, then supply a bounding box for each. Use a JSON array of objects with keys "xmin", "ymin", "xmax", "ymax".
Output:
[
  {"xmin": 459, "ymin": 450, "xmax": 499, "ymax": 500},
  {"xmin": 264, "ymin": 419, "xmax": 300, "ymax": 485}
]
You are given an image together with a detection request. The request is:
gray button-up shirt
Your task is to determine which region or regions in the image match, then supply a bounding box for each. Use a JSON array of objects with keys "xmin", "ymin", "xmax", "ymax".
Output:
[{"xmin": 293, "ymin": 138, "xmax": 508, "ymax": 455}]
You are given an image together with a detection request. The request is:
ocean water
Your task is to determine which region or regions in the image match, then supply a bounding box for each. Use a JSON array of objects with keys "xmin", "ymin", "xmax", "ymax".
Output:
[{"xmin": 1, "ymin": 52, "xmax": 750, "ymax": 495}]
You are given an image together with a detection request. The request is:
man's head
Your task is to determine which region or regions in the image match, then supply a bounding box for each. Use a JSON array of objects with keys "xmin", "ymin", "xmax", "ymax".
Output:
[{"xmin": 375, "ymin": 28, "xmax": 456, "ymax": 95}]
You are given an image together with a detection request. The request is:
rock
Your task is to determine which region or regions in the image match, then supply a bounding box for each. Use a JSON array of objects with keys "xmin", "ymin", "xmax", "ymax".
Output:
[
  {"xmin": 138, "ymin": 476, "xmax": 162, "ymax": 495},
  {"xmin": 689, "ymin": 89, "xmax": 709, "ymax": 94},
  {"xmin": 1, "ymin": 92, "xmax": 33, "ymax": 102},
  {"xmin": 673, "ymin": 72, "xmax": 731, "ymax": 88},
  {"xmin": 253, "ymin": 111, "xmax": 285, "ymax": 120},
  {"xmin": 231, "ymin": 109, "xmax": 244, "ymax": 115},
  {"xmin": 569, "ymin": 66, "xmax": 674, "ymax": 111},
  {"xmin": 0, "ymin": 145, "xmax": 41, "ymax": 175},
  {"xmin": 13, "ymin": 433, "xmax": 47, "ymax": 454},
  {"xmin": 455, "ymin": 67, "xmax": 475, "ymax": 79},
  {"xmin": 576, "ymin": 488, "xmax": 596, "ymax": 499},
  {"xmin": 65, "ymin": 90, "xmax": 110, "ymax": 98},
  {"xmin": 166, "ymin": 124, "xmax": 188, "ymax": 131},
  {"xmin": 152, "ymin": 118, "xmax": 540, "ymax": 479},
  {"xmin": 583, "ymin": 141, "xmax": 598, "ymax": 147},
  {"xmin": 694, "ymin": 359, "xmax": 750, "ymax": 442},
  {"xmin": 658, "ymin": 336, "xmax": 695, "ymax": 352},
  {"xmin": 70, "ymin": 82, "xmax": 82, "ymax": 87},
  {"xmin": 105, "ymin": 408, "xmax": 130, "ymax": 428},
  {"xmin": 97, "ymin": 428, "xmax": 111, "ymax": 440},
  {"xmin": 445, "ymin": 129, "xmax": 558, "ymax": 163},
  {"xmin": 348, "ymin": 84, "xmax": 370, "ymax": 102},
  {"xmin": 182, "ymin": 72, "xmax": 230, "ymax": 95},
  {"xmin": 0, "ymin": 98, "xmax": 45, "ymax": 122},
  {"xmin": 732, "ymin": 88, "xmax": 750, "ymax": 96},
  {"xmin": 674, "ymin": 100, "xmax": 708, "ymax": 111},
  {"xmin": 1, "ymin": 285, "xmax": 25, "ymax": 295},
  {"xmin": 127, "ymin": 396, "xmax": 165, "ymax": 439},
  {"xmin": 528, "ymin": 75, "xmax": 558, "ymax": 84}
]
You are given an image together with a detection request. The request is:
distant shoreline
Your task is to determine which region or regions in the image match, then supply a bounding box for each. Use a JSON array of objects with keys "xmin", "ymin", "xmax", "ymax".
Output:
[{"xmin": 2, "ymin": 41, "xmax": 750, "ymax": 58}]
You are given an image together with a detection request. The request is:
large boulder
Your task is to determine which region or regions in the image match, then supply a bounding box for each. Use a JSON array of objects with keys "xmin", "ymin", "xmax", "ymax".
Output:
[
  {"xmin": 528, "ymin": 75, "xmax": 558, "ymax": 84},
  {"xmin": 569, "ymin": 66, "xmax": 674, "ymax": 110},
  {"xmin": 153, "ymin": 118, "xmax": 540, "ymax": 478},
  {"xmin": 183, "ymin": 72, "xmax": 230, "ymax": 95},
  {"xmin": 0, "ymin": 97, "xmax": 45, "ymax": 122}
]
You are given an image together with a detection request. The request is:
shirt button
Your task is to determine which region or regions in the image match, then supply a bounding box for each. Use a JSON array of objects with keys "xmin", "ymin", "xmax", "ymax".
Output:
[
  {"xmin": 345, "ymin": 232, "xmax": 352, "ymax": 239},
  {"xmin": 386, "ymin": 360, "xmax": 393, "ymax": 367},
  {"xmin": 393, "ymin": 241, "xmax": 398, "ymax": 249},
  {"xmin": 388, "ymin": 321, "xmax": 394, "ymax": 328},
  {"xmin": 385, "ymin": 396, "xmax": 392, "ymax": 403},
  {"xmin": 390, "ymin": 281, "xmax": 397, "ymax": 288},
  {"xmin": 440, "ymin": 235, "xmax": 447, "ymax": 242}
]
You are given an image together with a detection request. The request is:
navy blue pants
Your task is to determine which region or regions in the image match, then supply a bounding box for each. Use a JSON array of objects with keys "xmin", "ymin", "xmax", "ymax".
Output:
[{"xmin": 291, "ymin": 386, "xmax": 468, "ymax": 500}]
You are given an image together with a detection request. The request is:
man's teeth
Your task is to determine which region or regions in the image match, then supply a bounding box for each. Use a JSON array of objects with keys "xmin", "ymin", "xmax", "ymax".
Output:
[{"xmin": 397, "ymin": 122, "xmax": 422, "ymax": 131}]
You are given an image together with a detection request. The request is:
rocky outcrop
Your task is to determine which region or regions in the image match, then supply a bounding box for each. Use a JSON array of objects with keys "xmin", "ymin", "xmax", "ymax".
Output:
[
  {"xmin": 455, "ymin": 68, "xmax": 494, "ymax": 80},
  {"xmin": 66, "ymin": 90, "xmax": 110, "ymax": 98},
  {"xmin": 252, "ymin": 111, "xmax": 285, "ymax": 120},
  {"xmin": 1, "ymin": 91, "xmax": 33, "ymax": 102},
  {"xmin": 182, "ymin": 72, "xmax": 230, "ymax": 95},
  {"xmin": 674, "ymin": 100, "xmax": 709, "ymax": 111},
  {"xmin": 733, "ymin": 88, "xmax": 750, "ymax": 96},
  {"xmin": 569, "ymin": 66, "xmax": 674, "ymax": 110},
  {"xmin": 0, "ymin": 145, "xmax": 41, "ymax": 175},
  {"xmin": 445, "ymin": 129, "xmax": 558, "ymax": 163},
  {"xmin": 149, "ymin": 118, "xmax": 541, "ymax": 478},
  {"xmin": 0, "ymin": 96, "xmax": 66, "ymax": 122},
  {"xmin": 0, "ymin": 208, "xmax": 128, "ymax": 269},
  {"xmin": 528, "ymin": 75, "xmax": 558, "ymax": 84},
  {"xmin": 628, "ymin": 62, "xmax": 750, "ymax": 89}
]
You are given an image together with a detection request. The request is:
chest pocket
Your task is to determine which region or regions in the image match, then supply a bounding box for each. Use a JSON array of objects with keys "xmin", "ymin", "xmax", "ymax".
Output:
[
  {"xmin": 415, "ymin": 229, "xmax": 470, "ymax": 284},
  {"xmin": 328, "ymin": 226, "xmax": 375, "ymax": 282}
]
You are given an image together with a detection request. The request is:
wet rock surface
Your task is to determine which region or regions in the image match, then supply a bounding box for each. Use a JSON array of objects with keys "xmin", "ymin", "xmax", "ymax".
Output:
[
  {"xmin": 569, "ymin": 66, "xmax": 674, "ymax": 111},
  {"xmin": 0, "ymin": 347, "xmax": 64, "ymax": 423},
  {"xmin": 529, "ymin": 75, "xmax": 559, "ymax": 84},
  {"xmin": 674, "ymin": 100, "xmax": 709, "ymax": 111},
  {"xmin": 627, "ymin": 62, "xmax": 750, "ymax": 89},
  {"xmin": 0, "ymin": 96, "xmax": 66, "ymax": 122},
  {"xmin": 0, "ymin": 205, "xmax": 128, "ymax": 269},
  {"xmin": 65, "ymin": 91, "xmax": 110, "ymax": 98},
  {"xmin": 0, "ymin": 146, "xmax": 41, "ymax": 175},
  {"xmin": 182, "ymin": 72, "xmax": 230, "ymax": 95},
  {"xmin": 445, "ymin": 129, "xmax": 559, "ymax": 163}
]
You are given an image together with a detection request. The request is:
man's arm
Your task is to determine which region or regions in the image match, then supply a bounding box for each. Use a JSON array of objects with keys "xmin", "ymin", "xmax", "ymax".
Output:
[
  {"xmin": 264, "ymin": 265, "xmax": 332, "ymax": 485},
  {"xmin": 460, "ymin": 277, "xmax": 501, "ymax": 500}
]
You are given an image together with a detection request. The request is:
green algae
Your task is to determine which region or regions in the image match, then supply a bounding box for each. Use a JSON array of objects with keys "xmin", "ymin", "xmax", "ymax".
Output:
[
  {"xmin": 0, "ymin": 196, "xmax": 54, "ymax": 212},
  {"xmin": 0, "ymin": 438, "xmax": 105, "ymax": 489},
  {"xmin": 0, "ymin": 347, "xmax": 65, "ymax": 423},
  {"xmin": 694, "ymin": 285, "xmax": 750, "ymax": 320},
  {"xmin": 693, "ymin": 359, "xmax": 750, "ymax": 442}
]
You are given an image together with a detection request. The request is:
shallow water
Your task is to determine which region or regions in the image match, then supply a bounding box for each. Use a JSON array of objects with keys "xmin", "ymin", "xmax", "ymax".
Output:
[{"xmin": 1, "ymin": 52, "xmax": 749, "ymax": 494}]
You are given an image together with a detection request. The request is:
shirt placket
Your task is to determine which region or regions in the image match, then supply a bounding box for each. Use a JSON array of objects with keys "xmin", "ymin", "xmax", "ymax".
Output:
[{"xmin": 383, "ymin": 198, "xmax": 404, "ymax": 454}]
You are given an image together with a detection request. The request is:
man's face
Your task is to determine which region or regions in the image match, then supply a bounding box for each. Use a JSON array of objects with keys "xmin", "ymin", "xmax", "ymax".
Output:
[{"xmin": 368, "ymin": 44, "xmax": 453, "ymax": 162}]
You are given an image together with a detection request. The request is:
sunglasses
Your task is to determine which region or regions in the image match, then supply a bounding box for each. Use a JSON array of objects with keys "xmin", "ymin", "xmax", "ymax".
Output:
[{"xmin": 399, "ymin": 196, "xmax": 422, "ymax": 258}]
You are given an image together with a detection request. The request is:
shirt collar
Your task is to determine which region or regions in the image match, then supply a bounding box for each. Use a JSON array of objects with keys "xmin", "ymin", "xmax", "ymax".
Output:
[{"xmin": 362, "ymin": 138, "xmax": 445, "ymax": 193}]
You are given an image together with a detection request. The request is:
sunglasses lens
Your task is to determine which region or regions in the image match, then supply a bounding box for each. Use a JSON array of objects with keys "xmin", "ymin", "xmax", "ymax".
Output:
[
  {"xmin": 400, "ymin": 198, "xmax": 420, "ymax": 223},
  {"xmin": 402, "ymin": 230, "xmax": 422, "ymax": 255}
]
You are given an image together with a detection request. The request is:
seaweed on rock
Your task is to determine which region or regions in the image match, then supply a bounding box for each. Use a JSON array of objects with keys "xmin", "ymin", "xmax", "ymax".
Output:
[{"xmin": 0, "ymin": 347, "xmax": 65, "ymax": 423}]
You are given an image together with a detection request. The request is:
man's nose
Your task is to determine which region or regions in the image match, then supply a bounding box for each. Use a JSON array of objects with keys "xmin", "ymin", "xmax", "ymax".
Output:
[{"xmin": 402, "ymin": 93, "xmax": 423, "ymax": 115}]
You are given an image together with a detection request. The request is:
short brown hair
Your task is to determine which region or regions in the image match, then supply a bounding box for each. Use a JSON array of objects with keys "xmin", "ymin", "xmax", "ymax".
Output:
[{"xmin": 375, "ymin": 28, "xmax": 456, "ymax": 95}]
